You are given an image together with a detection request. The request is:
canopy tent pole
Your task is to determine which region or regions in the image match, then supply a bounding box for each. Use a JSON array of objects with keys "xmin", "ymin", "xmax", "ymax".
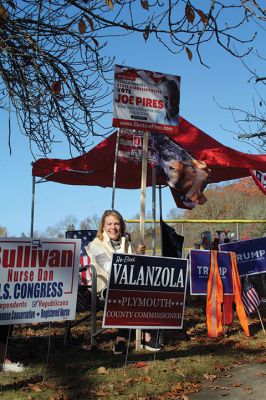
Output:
[
  {"xmin": 135, "ymin": 131, "xmax": 149, "ymax": 350},
  {"xmin": 111, "ymin": 130, "xmax": 121, "ymax": 210},
  {"xmin": 30, "ymin": 176, "xmax": 36, "ymax": 238},
  {"xmin": 152, "ymin": 166, "xmax": 156, "ymax": 256}
]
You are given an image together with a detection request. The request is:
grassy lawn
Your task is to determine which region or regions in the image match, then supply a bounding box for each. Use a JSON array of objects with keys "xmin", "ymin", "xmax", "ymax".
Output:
[{"xmin": 1, "ymin": 299, "xmax": 265, "ymax": 399}]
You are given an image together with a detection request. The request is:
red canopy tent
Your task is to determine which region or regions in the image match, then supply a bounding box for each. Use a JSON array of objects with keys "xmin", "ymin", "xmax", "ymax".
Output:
[{"xmin": 32, "ymin": 116, "xmax": 266, "ymax": 188}]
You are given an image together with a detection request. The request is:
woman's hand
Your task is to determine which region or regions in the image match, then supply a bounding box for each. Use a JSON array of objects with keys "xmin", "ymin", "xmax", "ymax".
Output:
[{"xmin": 136, "ymin": 244, "xmax": 146, "ymax": 255}]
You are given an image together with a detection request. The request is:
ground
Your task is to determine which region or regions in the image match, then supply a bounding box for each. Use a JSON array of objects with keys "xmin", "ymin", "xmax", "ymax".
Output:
[{"xmin": 0, "ymin": 298, "xmax": 265, "ymax": 399}]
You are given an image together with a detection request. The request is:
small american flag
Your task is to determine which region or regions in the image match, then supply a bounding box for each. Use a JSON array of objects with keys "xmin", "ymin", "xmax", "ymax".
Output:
[
  {"xmin": 242, "ymin": 275, "xmax": 260, "ymax": 314},
  {"xmin": 66, "ymin": 230, "xmax": 97, "ymax": 286}
]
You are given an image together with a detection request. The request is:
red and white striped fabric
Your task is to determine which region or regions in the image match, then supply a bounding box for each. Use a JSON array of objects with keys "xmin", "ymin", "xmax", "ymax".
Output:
[
  {"xmin": 79, "ymin": 255, "xmax": 93, "ymax": 286},
  {"xmin": 242, "ymin": 275, "xmax": 260, "ymax": 314}
]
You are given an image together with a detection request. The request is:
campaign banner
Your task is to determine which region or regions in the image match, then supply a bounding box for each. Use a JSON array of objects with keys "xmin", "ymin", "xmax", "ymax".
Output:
[
  {"xmin": 103, "ymin": 253, "xmax": 187, "ymax": 329},
  {"xmin": 112, "ymin": 65, "xmax": 180, "ymax": 135},
  {"xmin": 190, "ymin": 250, "xmax": 234, "ymax": 295},
  {"xmin": 118, "ymin": 129, "xmax": 159, "ymax": 166},
  {"xmin": 0, "ymin": 238, "xmax": 81, "ymax": 325},
  {"xmin": 117, "ymin": 129, "xmax": 210, "ymax": 209},
  {"xmin": 219, "ymin": 237, "xmax": 266, "ymax": 276}
]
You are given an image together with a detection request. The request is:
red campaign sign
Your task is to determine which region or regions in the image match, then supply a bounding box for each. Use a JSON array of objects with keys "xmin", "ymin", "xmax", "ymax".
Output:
[{"xmin": 102, "ymin": 253, "xmax": 187, "ymax": 330}]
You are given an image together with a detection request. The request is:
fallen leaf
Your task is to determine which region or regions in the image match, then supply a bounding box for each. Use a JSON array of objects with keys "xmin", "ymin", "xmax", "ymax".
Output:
[
  {"xmin": 256, "ymin": 371, "xmax": 266, "ymax": 376},
  {"xmin": 220, "ymin": 386, "xmax": 230, "ymax": 391},
  {"xmin": 203, "ymin": 374, "xmax": 218, "ymax": 381},
  {"xmin": 231, "ymin": 383, "xmax": 241, "ymax": 387},
  {"xmin": 124, "ymin": 378, "xmax": 134, "ymax": 385},
  {"xmin": 90, "ymin": 389, "xmax": 109, "ymax": 396},
  {"xmin": 256, "ymin": 357, "xmax": 266, "ymax": 363},
  {"xmin": 143, "ymin": 376, "xmax": 153, "ymax": 383},
  {"xmin": 131, "ymin": 362, "xmax": 148, "ymax": 368},
  {"xmin": 28, "ymin": 384, "xmax": 42, "ymax": 392},
  {"xmin": 243, "ymin": 385, "xmax": 253, "ymax": 392},
  {"xmin": 175, "ymin": 369, "xmax": 186, "ymax": 377},
  {"xmin": 171, "ymin": 383, "xmax": 183, "ymax": 392},
  {"xmin": 97, "ymin": 366, "xmax": 109, "ymax": 374}
]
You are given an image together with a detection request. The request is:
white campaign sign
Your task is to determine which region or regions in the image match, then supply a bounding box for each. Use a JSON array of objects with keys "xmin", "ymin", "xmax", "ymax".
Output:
[
  {"xmin": 112, "ymin": 65, "xmax": 180, "ymax": 135},
  {"xmin": 0, "ymin": 238, "xmax": 81, "ymax": 325}
]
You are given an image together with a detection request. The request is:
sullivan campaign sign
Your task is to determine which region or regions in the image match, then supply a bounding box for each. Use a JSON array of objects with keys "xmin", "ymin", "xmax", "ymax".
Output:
[
  {"xmin": 112, "ymin": 65, "xmax": 180, "ymax": 135},
  {"xmin": 102, "ymin": 253, "xmax": 187, "ymax": 329},
  {"xmin": 190, "ymin": 250, "xmax": 234, "ymax": 295},
  {"xmin": 219, "ymin": 237, "xmax": 266, "ymax": 276},
  {"xmin": 0, "ymin": 238, "xmax": 80, "ymax": 325}
]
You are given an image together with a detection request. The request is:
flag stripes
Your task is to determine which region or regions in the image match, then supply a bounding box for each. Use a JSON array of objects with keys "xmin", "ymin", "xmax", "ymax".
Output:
[
  {"xmin": 66, "ymin": 230, "xmax": 97, "ymax": 286},
  {"xmin": 242, "ymin": 275, "xmax": 260, "ymax": 314}
]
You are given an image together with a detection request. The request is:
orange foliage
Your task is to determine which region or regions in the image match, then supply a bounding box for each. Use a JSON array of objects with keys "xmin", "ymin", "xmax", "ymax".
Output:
[{"xmin": 225, "ymin": 177, "xmax": 263, "ymax": 196}]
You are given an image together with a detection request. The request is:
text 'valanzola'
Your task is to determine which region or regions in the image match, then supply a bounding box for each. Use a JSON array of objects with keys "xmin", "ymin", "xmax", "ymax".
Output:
[{"xmin": 113, "ymin": 263, "xmax": 184, "ymax": 288}]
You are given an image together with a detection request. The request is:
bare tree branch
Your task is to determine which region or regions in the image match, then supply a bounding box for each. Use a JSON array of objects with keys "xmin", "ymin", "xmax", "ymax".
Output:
[{"xmin": 0, "ymin": 1, "xmax": 264, "ymax": 155}]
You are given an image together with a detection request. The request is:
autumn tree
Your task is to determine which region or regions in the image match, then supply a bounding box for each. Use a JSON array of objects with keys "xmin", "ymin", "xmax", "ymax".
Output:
[
  {"xmin": 168, "ymin": 178, "xmax": 266, "ymax": 246},
  {"xmin": 1, "ymin": 0, "xmax": 265, "ymax": 155}
]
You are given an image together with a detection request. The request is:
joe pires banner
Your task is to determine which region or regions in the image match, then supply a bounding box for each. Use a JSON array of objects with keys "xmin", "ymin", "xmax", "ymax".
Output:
[
  {"xmin": 0, "ymin": 238, "xmax": 80, "ymax": 325},
  {"xmin": 103, "ymin": 253, "xmax": 187, "ymax": 330},
  {"xmin": 112, "ymin": 65, "xmax": 181, "ymax": 135}
]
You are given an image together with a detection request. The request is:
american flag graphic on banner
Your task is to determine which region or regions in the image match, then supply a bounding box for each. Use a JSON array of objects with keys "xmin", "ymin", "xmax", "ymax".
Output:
[
  {"xmin": 242, "ymin": 275, "xmax": 260, "ymax": 314},
  {"xmin": 250, "ymin": 169, "xmax": 266, "ymax": 195},
  {"xmin": 66, "ymin": 230, "xmax": 97, "ymax": 286}
]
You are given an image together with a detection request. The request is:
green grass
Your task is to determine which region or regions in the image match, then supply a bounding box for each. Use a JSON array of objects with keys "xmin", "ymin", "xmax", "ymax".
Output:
[{"xmin": 1, "ymin": 303, "xmax": 265, "ymax": 399}]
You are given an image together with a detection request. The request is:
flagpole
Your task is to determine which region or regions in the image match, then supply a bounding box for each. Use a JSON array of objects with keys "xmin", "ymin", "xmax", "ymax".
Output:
[
  {"xmin": 136, "ymin": 130, "xmax": 149, "ymax": 350},
  {"xmin": 139, "ymin": 131, "xmax": 148, "ymax": 247},
  {"xmin": 256, "ymin": 307, "xmax": 266, "ymax": 335},
  {"xmin": 152, "ymin": 166, "xmax": 156, "ymax": 256},
  {"xmin": 159, "ymin": 184, "xmax": 163, "ymax": 256},
  {"xmin": 111, "ymin": 129, "xmax": 120, "ymax": 210}
]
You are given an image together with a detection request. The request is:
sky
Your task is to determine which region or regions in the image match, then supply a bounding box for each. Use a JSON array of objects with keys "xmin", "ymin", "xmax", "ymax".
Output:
[{"xmin": 0, "ymin": 9, "xmax": 265, "ymax": 237}]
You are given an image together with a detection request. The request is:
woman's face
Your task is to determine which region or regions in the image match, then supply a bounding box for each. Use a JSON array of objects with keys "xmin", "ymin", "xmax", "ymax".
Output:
[{"xmin": 103, "ymin": 215, "xmax": 121, "ymax": 241}]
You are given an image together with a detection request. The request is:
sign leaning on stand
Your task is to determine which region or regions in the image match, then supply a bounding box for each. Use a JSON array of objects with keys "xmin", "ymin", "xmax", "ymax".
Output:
[
  {"xmin": 0, "ymin": 238, "xmax": 81, "ymax": 325},
  {"xmin": 190, "ymin": 250, "xmax": 234, "ymax": 295},
  {"xmin": 103, "ymin": 253, "xmax": 188, "ymax": 330}
]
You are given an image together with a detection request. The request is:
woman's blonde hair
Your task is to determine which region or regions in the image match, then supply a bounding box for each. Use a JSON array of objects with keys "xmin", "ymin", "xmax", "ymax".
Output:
[{"xmin": 97, "ymin": 210, "xmax": 126, "ymax": 240}]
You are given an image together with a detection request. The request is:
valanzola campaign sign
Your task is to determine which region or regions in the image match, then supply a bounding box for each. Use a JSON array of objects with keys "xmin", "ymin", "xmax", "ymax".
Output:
[
  {"xmin": 103, "ymin": 253, "xmax": 187, "ymax": 329},
  {"xmin": 0, "ymin": 238, "xmax": 80, "ymax": 325},
  {"xmin": 112, "ymin": 65, "xmax": 180, "ymax": 135}
]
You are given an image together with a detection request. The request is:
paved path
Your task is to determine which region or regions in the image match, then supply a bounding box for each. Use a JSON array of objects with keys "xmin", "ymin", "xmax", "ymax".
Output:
[{"xmin": 189, "ymin": 363, "xmax": 266, "ymax": 400}]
